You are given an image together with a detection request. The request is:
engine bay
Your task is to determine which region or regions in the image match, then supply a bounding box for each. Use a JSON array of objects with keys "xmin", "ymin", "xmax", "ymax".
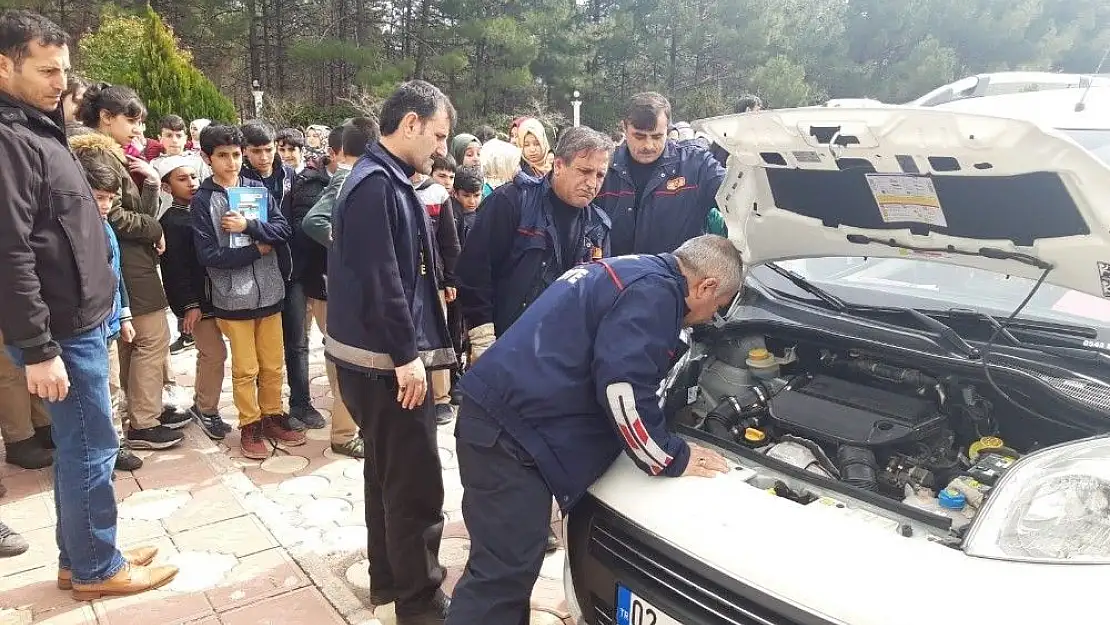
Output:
[{"xmin": 673, "ymin": 333, "xmax": 1062, "ymax": 537}]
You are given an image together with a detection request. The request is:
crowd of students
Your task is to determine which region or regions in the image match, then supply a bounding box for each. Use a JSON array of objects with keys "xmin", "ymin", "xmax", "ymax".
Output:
[{"xmin": 0, "ymin": 75, "xmax": 579, "ymax": 474}]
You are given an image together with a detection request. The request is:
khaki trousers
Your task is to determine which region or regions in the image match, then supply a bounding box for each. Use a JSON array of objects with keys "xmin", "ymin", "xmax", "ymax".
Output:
[
  {"xmin": 430, "ymin": 290, "xmax": 451, "ymax": 406},
  {"xmin": 0, "ymin": 331, "xmax": 50, "ymax": 444},
  {"xmin": 119, "ymin": 310, "xmax": 171, "ymax": 430},
  {"xmin": 191, "ymin": 318, "xmax": 227, "ymax": 414},
  {"xmin": 307, "ymin": 298, "xmax": 358, "ymax": 444},
  {"xmin": 217, "ymin": 314, "xmax": 284, "ymax": 427}
]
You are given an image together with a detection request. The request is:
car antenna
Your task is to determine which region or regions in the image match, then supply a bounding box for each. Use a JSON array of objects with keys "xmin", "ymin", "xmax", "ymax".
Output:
[{"xmin": 1075, "ymin": 45, "xmax": 1110, "ymax": 112}]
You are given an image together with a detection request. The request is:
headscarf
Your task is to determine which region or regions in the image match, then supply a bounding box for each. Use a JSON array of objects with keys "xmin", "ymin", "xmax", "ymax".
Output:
[
  {"xmin": 451, "ymin": 133, "xmax": 481, "ymax": 166},
  {"xmin": 517, "ymin": 118, "xmax": 552, "ymax": 176}
]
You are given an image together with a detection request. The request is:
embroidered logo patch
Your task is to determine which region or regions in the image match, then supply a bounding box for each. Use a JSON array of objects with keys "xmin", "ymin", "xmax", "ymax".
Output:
[{"xmin": 666, "ymin": 176, "xmax": 687, "ymax": 191}]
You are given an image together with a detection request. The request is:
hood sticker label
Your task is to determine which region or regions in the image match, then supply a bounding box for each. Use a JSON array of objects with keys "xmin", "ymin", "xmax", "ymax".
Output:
[
  {"xmin": 866, "ymin": 174, "xmax": 948, "ymax": 228},
  {"xmin": 1097, "ymin": 261, "xmax": 1110, "ymax": 298}
]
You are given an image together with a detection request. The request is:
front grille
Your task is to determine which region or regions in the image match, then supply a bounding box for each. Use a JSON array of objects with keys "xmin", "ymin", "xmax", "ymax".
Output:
[{"xmin": 588, "ymin": 517, "xmax": 807, "ymax": 625}]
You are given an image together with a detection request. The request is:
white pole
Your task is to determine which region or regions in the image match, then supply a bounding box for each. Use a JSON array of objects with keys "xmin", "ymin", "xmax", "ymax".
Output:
[{"xmin": 572, "ymin": 90, "xmax": 582, "ymax": 127}]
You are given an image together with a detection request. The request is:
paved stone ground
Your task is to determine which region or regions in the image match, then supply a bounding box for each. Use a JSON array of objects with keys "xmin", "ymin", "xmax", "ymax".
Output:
[{"xmin": 0, "ymin": 324, "xmax": 571, "ymax": 625}]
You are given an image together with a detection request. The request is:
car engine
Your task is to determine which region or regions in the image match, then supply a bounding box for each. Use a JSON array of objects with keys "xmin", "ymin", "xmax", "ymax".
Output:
[{"xmin": 686, "ymin": 335, "xmax": 1022, "ymax": 529}]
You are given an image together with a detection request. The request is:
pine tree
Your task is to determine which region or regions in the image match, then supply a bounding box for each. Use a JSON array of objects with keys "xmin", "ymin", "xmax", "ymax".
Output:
[{"xmin": 79, "ymin": 6, "xmax": 238, "ymax": 126}]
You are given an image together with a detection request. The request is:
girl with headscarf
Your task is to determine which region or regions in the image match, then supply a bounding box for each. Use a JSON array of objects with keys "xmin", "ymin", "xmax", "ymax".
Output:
[
  {"xmin": 451, "ymin": 133, "xmax": 482, "ymax": 168},
  {"xmin": 516, "ymin": 118, "xmax": 552, "ymax": 178}
]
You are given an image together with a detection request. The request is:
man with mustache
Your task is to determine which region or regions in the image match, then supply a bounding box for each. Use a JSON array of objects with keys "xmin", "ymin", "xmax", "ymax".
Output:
[{"xmin": 597, "ymin": 92, "xmax": 728, "ymax": 256}]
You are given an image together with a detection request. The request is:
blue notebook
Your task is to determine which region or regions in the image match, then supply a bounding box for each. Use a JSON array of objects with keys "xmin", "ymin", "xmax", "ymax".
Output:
[{"xmin": 226, "ymin": 187, "xmax": 268, "ymax": 248}]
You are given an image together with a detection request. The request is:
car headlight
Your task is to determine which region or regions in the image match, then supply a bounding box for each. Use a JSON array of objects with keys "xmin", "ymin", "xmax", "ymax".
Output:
[{"xmin": 965, "ymin": 435, "xmax": 1110, "ymax": 563}]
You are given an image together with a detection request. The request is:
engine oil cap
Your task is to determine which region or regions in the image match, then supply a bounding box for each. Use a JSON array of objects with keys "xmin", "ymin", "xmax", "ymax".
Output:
[
  {"xmin": 743, "ymin": 427, "xmax": 766, "ymax": 444},
  {"xmin": 938, "ymin": 488, "xmax": 967, "ymax": 510},
  {"xmin": 746, "ymin": 348, "xmax": 775, "ymax": 368}
]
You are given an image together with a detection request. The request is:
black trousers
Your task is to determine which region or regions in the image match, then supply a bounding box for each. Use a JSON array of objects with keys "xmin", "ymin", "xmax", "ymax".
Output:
[
  {"xmin": 446, "ymin": 409, "xmax": 553, "ymax": 625},
  {"xmin": 337, "ymin": 367, "xmax": 446, "ymax": 614},
  {"xmin": 282, "ymin": 281, "xmax": 312, "ymax": 411}
]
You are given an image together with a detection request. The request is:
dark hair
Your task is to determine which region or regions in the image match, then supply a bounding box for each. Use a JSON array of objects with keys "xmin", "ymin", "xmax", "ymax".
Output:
[
  {"xmin": 83, "ymin": 161, "xmax": 119, "ymax": 194},
  {"xmin": 327, "ymin": 126, "xmax": 345, "ymax": 151},
  {"xmin": 160, "ymin": 114, "xmax": 185, "ymax": 132},
  {"xmin": 624, "ymin": 91, "xmax": 671, "ymax": 130},
  {"xmin": 378, "ymin": 80, "xmax": 456, "ymax": 136},
  {"xmin": 341, "ymin": 117, "xmax": 378, "ymax": 157},
  {"xmin": 62, "ymin": 74, "xmax": 88, "ymax": 100},
  {"xmin": 240, "ymin": 119, "xmax": 276, "ymax": 147},
  {"xmin": 473, "ymin": 125, "xmax": 496, "ymax": 144},
  {"xmin": 453, "ymin": 166, "xmax": 484, "ymax": 193},
  {"xmin": 199, "ymin": 124, "xmax": 245, "ymax": 156},
  {"xmin": 431, "ymin": 153, "xmax": 456, "ymax": 173},
  {"xmin": 734, "ymin": 94, "xmax": 763, "ymax": 114},
  {"xmin": 76, "ymin": 83, "xmax": 146, "ymax": 129},
  {"xmin": 0, "ymin": 10, "xmax": 67, "ymax": 67},
  {"xmin": 276, "ymin": 127, "xmax": 305, "ymax": 149}
]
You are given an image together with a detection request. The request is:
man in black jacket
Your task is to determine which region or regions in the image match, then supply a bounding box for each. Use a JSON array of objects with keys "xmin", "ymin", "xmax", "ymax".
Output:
[
  {"xmin": 326, "ymin": 80, "xmax": 456, "ymax": 625},
  {"xmin": 0, "ymin": 9, "xmax": 175, "ymax": 597}
]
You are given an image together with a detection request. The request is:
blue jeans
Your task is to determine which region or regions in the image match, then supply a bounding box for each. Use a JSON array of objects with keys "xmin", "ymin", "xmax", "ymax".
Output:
[
  {"xmin": 8, "ymin": 325, "xmax": 125, "ymax": 583},
  {"xmin": 282, "ymin": 280, "xmax": 312, "ymax": 411}
]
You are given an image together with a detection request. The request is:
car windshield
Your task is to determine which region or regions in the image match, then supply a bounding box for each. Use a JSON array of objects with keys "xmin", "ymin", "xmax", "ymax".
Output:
[
  {"xmin": 764, "ymin": 257, "xmax": 1110, "ymax": 345},
  {"xmin": 1062, "ymin": 129, "xmax": 1110, "ymax": 165}
]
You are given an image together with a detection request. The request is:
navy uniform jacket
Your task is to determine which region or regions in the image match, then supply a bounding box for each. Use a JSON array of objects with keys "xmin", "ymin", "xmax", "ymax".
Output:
[
  {"xmin": 455, "ymin": 173, "xmax": 610, "ymax": 336},
  {"xmin": 457, "ymin": 253, "xmax": 692, "ymax": 510},
  {"xmin": 325, "ymin": 142, "xmax": 455, "ymax": 375},
  {"xmin": 597, "ymin": 141, "xmax": 726, "ymax": 256}
]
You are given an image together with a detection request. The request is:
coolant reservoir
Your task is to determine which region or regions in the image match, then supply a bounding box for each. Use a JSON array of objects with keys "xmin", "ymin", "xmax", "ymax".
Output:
[{"xmin": 969, "ymin": 436, "xmax": 1005, "ymax": 461}]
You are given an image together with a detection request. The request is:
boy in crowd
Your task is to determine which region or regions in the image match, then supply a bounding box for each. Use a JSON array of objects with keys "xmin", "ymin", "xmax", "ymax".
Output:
[
  {"xmin": 301, "ymin": 119, "xmax": 379, "ymax": 457},
  {"xmin": 430, "ymin": 153, "xmax": 456, "ymax": 190},
  {"xmin": 192, "ymin": 124, "xmax": 304, "ymax": 459},
  {"xmin": 277, "ymin": 127, "xmax": 307, "ymax": 174},
  {"xmin": 447, "ymin": 165, "xmax": 485, "ymax": 378},
  {"xmin": 280, "ymin": 126, "xmax": 332, "ymax": 431},
  {"xmin": 155, "ymin": 156, "xmax": 230, "ymax": 440},
  {"xmin": 413, "ymin": 160, "xmax": 461, "ymax": 425},
  {"xmin": 152, "ymin": 114, "xmax": 210, "ymax": 354},
  {"xmin": 452, "ymin": 165, "xmax": 484, "ymax": 244},
  {"xmin": 83, "ymin": 162, "xmax": 145, "ymax": 471}
]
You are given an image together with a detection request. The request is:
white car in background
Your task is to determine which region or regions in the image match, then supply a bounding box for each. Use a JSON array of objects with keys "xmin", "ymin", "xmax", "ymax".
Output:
[{"xmin": 563, "ymin": 103, "xmax": 1110, "ymax": 625}]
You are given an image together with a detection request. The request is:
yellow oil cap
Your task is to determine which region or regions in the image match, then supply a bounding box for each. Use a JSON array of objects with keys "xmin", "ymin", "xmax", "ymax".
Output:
[
  {"xmin": 748, "ymin": 348, "xmax": 772, "ymax": 362},
  {"xmin": 743, "ymin": 428, "xmax": 766, "ymax": 443},
  {"xmin": 970, "ymin": 436, "xmax": 1004, "ymax": 460}
]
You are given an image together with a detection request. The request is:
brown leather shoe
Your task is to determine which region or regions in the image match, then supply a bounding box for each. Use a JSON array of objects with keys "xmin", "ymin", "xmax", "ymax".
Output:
[
  {"xmin": 70, "ymin": 562, "xmax": 178, "ymax": 601},
  {"xmin": 262, "ymin": 415, "xmax": 306, "ymax": 446},
  {"xmin": 58, "ymin": 546, "xmax": 159, "ymax": 590}
]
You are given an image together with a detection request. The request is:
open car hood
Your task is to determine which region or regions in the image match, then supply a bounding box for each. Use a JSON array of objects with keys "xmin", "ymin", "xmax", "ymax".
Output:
[{"xmin": 694, "ymin": 108, "xmax": 1110, "ymax": 301}]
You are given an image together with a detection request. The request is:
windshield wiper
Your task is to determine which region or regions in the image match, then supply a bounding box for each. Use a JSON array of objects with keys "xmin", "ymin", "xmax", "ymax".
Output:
[
  {"xmin": 764, "ymin": 263, "xmax": 847, "ymax": 311},
  {"xmin": 934, "ymin": 308, "xmax": 1109, "ymax": 365},
  {"xmin": 764, "ymin": 263, "xmax": 980, "ymax": 357}
]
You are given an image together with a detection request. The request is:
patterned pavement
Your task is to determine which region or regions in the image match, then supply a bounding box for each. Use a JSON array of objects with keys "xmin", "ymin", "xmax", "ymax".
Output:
[{"xmin": 0, "ymin": 322, "xmax": 571, "ymax": 624}]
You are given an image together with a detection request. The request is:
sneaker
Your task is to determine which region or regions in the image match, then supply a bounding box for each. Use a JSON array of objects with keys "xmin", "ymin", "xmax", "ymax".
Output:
[
  {"xmin": 126, "ymin": 425, "xmax": 184, "ymax": 450},
  {"xmin": 289, "ymin": 405, "xmax": 326, "ymax": 430},
  {"xmin": 331, "ymin": 438, "xmax": 365, "ymax": 459},
  {"xmin": 189, "ymin": 406, "xmax": 229, "ymax": 440},
  {"xmin": 545, "ymin": 527, "xmax": 560, "ymax": 553},
  {"xmin": 0, "ymin": 521, "xmax": 29, "ymax": 558},
  {"xmin": 158, "ymin": 408, "xmax": 191, "ymax": 430},
  {"xmin": 262, "ymin": 414, "xmax": 306, "ymax": 446},
  {"xmin": 4, "ymin": 437, "xmax": 53, "ymax": 469},
  {"xmin": 240, "ymin": 421, "xmax": 270, "ymax": 460},
  {"xmin": 115, "ymin": 448, "xmax": 144, "ymax": 471},
  {"xmin": 169, "ymin": 334, "xmax": 195, "ymax": 355},
  {"xmin": 434, "ymin": 404, "xmax": 454, "ymax": 426}
]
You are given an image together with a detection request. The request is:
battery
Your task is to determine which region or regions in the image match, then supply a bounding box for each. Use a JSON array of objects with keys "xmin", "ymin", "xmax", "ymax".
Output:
[{"xmin": 965, "ymin": 453, "xmax": 1016, "ymax": 487}]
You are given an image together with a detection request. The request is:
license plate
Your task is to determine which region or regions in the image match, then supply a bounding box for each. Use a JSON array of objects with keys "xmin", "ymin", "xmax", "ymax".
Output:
[{"xmin": 615, "ymin": 585, "xmax": 683, "ymax": 625}]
